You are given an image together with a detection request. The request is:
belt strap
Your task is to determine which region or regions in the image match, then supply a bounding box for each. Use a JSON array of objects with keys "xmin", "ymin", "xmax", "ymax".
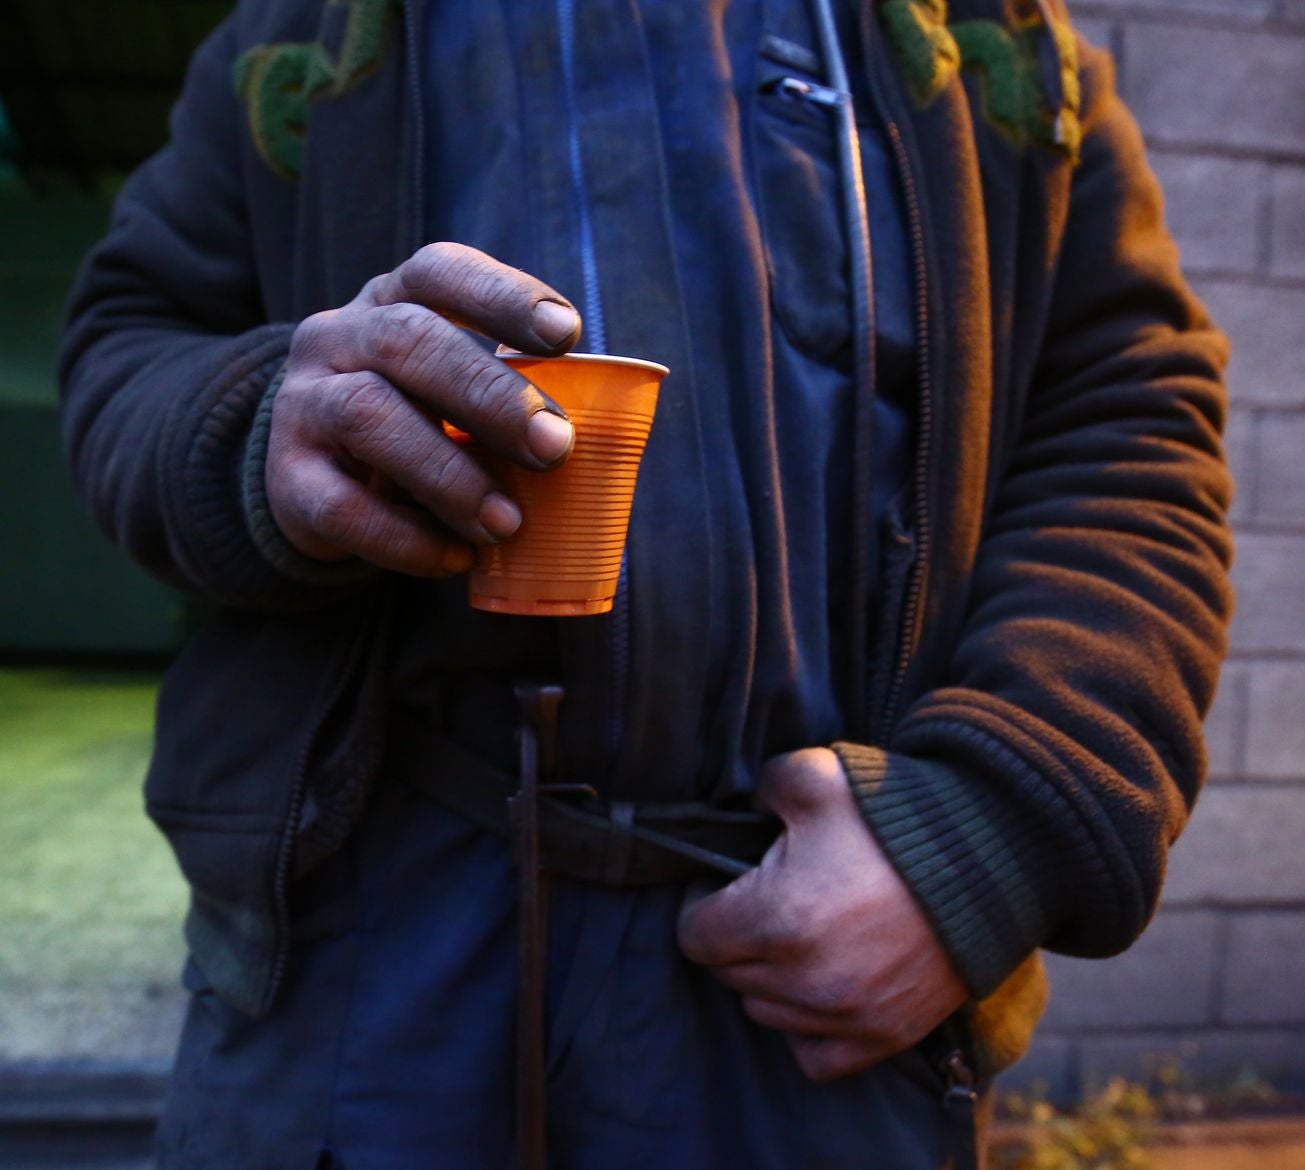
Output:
[
  {"xmin": 512, "ymin": 685, "xmax": 557, "ymax": 1170},
  {"xmin": 390, "ymin": 713, "xmax": 781, "ymax": 887}
]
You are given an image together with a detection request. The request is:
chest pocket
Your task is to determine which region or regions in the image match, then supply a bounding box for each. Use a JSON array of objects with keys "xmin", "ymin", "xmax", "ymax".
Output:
[{"xmin": 749, "ymin": 56, "xmax": 851, "ymax": 362}]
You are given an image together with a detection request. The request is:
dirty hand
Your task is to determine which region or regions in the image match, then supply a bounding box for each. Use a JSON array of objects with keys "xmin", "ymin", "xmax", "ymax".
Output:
[
  {"xmin": 266, "ymin": 242, "xmax": 582, "ymax": 575},
  {"xmin": 677, "ymin": 747, "xmax": 968, "ymax": 1082}
]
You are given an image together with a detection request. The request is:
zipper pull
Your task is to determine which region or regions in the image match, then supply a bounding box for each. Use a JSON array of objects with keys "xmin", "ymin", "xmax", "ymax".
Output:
[
  {"xmin": 943, "ymin": 1048, "xmax": 976, "ymax": 1097},
  {"xmin": 763, "ymin": 75, "xmax": 845, "ymax": 108},
  {"xmin": 942, "ymin": 1049, "xmax": 980, "ymax": 1170}
]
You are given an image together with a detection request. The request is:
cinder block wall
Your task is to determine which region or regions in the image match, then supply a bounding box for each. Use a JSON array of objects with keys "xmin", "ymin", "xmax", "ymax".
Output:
[{"xmin": 1014, "ymin": 0, "xmax": 1305, "ymax": 1100}]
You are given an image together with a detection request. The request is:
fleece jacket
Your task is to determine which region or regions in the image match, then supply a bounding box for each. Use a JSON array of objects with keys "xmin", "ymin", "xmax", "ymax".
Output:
[{"xmin": 58, "ymin": 0, "xmax": 1233, "ymax": 1080}]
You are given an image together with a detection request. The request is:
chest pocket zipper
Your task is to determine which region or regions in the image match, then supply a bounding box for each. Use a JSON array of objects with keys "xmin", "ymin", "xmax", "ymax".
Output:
[{"xmin": 750, "ymin": 60, "xmax": 852, "ymax": 361}]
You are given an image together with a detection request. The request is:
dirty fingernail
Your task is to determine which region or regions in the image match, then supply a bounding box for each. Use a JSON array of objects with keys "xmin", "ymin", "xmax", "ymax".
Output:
[
  {"xmin": 479, "ymin": 491, "xmax": 522, "ymax": 540},
  {"xmin": 526, "ymin": 410, "xmax": 575, "ymax": 465},
  {"xmin": 532, "ymin": 300, "xmax": 580, "ymax": 347}
]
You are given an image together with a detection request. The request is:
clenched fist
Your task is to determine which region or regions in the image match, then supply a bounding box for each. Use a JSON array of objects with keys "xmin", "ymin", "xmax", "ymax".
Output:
[
  {"xmin": 266, "ymin": 242, "xmax": 582, "ymax": 576},
  {"xmin": 678, "ymin": 748, "xmax": 968, "ymax": 1082}
]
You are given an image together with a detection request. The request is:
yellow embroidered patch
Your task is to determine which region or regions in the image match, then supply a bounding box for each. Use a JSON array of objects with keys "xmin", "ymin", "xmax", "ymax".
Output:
[{"xmin": 880, "ymin": 0, "xmax": 1081, "ymax": 163}]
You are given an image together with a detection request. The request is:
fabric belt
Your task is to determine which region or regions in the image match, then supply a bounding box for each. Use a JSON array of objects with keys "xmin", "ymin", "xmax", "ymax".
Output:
[{"xmin": 388, "ymin": 710, "xmax": 783, "ymax": 887}]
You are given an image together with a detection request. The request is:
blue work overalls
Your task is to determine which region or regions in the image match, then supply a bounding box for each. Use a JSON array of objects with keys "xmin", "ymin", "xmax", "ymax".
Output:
[{"xmin": 156, "ymin": 1, "xmax": 952, "ymax": 1166}]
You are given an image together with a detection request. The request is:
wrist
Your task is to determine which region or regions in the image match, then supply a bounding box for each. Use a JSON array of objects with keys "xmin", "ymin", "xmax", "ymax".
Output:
[
  {"xmin": 241, "ymin": 366, "xmax": 378, "ymax": 585},
  {"xmin": 830, "ymin": 741, "xmax": 1056, "ymax": 999}
]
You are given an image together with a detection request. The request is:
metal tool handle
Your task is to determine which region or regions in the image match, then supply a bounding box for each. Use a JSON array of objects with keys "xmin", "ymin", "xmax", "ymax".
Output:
[{"xmin": 512, "ymin": 683, "xmax": 564, "ymax": 1170}]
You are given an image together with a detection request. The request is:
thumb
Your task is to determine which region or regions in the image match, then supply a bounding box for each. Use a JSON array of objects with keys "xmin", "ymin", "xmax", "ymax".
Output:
[{"xmin": 756, "ymin": 747, "xmax": 846, "ymax": 826}]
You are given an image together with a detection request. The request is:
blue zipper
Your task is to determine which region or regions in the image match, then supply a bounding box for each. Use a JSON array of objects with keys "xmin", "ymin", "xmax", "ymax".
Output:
[
  {"xmin": 556, "ymin": 0, "xmax": 631, "ymax": 776},
  {"xmin": 556, "ymin": 0, "xmax": 607, "ymax": 353}
]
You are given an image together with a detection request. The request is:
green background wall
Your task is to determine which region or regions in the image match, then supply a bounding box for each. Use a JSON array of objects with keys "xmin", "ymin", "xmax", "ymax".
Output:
[{"xmin": 0, "ymin": 172, "xmax": 185, "ymax": 655}]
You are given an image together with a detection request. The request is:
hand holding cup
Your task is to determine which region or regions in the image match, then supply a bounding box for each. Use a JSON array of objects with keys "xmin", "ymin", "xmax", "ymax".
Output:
[{"xmin": 264, "ymin": 242, "xmax": 582, "ymax": 577}]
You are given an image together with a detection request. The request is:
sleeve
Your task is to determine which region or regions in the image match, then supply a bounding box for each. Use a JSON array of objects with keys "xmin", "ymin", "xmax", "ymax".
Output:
[
  {"xmin": 834, "ymin": 38, "xmax": 1234, "ymax": 999},
  {"xmin": 57, "ymin": 14, "xmax": 375, "ymax": 613}
]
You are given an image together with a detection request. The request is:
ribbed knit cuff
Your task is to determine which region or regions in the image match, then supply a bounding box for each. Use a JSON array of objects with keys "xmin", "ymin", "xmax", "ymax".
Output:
[
  {"xmin": 240, "ymin": 366, "xmax": 380, "ymax": 587},
  {"xmin": 831, "ymin": 741, "xmax": 1060, "ymax": 1000}
]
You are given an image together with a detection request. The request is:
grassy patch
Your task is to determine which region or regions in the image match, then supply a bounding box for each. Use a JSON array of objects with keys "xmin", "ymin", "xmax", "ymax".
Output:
[{"xmin": 0, "ymin": 669, "xmax": 187, "ymax": 995}]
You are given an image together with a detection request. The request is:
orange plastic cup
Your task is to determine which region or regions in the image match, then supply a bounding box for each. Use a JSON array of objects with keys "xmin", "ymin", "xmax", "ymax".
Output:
[{"xmin": 466, "ymin": 352, "xmax": 667, "ymax": 617}]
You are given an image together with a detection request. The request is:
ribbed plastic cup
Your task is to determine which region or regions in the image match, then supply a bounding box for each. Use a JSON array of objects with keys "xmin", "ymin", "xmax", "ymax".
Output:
[{"xmin": 466, "ymin": 352, "xmax": 667, "ymax": 617}]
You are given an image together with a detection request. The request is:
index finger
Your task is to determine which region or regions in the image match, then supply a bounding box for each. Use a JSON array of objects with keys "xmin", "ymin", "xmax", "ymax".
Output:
[{"xmin": 355, "ymin": 242, "xmax": 582, "ymax": 355}]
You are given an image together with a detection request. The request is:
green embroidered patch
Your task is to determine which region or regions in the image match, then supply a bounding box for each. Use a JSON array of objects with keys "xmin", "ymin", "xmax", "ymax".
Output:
[
  {"xmin": 880, "ymin": 0, "xmax": 960, "ymax": 105},
  {"xmin": 234, "ymin": 0, "xmax": 400, "ymax": 180},
  {"xmin": 880, "ymin": 0, "xmax": 1081, "ymax": 163}
]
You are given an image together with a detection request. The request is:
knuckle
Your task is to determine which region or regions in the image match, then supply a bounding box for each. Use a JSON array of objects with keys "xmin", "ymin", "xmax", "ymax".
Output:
[
  {"xmin": 423, "ymin": 447, "xmax": 485, "ymax": 507},
  {"xmin": 365, "ymin": 302, "xmax": 435, "ymax": 365},
  {"xmin": 266, "ymin": 457, "xmax": 308, "ymax": 516},
  {"xmin": 419, "ymin": 240, "xmax": 464, "ymax": 268},
  {"xmin": 803, "ymin": 974, "xmax": 860, "ymax": 1016},
  {"xmin": 309, "ymin": 483, "xmax": 362, "ymax": 544},
  {"xmin": 329, "ymin": 372, "xmax": 395, "ymax": 442},
  {"xmin": 405, "ymin": 241, "xmax": 464, "ymax": 295},
  {"xmin": 463, "ymin": 259, "xmax": 519, "ymax": 315},
  {"xmin": 351, "ymin": 273, "xmax": 390, "ymax": 307},
  {"xmin": 756, "ymin": 900, "xmax": 808, "ymax": 957},
  {"xmin": 269, "ymin": 372, "xmax": 315, "ymax": 427},
  {"xmin": 460, "ymin": 364, "xmax": 530, "ymax": 427},
  {"xmin": 407, "ymin": 324, "xmax": 472, "ymax": 395},
  {"xmin": 289, "ymin": 310, "xmax": 339, "ymax": 363},
  {"xmin": 409, "ymin": 242, "xmax": 529, "ymax": 320}
]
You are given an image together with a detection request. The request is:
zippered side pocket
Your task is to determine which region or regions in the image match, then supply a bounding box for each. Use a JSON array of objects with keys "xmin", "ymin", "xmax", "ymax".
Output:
[
  {"xmin": 869, "ymin": 491, "xmax": 917, "ymax": 735},
  {"xmin": 750, "ymin": 57, "xmax": 851, "ymax": 360}
]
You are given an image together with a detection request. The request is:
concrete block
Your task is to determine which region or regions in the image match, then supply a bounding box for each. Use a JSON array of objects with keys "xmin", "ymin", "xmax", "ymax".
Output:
[
  {"xmin": 1204, "ymin": 662, "xmax": 1246, "ymax": 781},
  {"xmin": 1222, "ymin": 408, "xmax": 1255, "ymax": 527},
  {"xmin": 1122, "ymin": 23, "xmax": 1305, "ymax": 154},
  {"xmin": 1221, "ymin": 911, "xmax": 1305, "ymax": 1024},
  {"xmin": 1165, "ymin": 785, "xmax": 1305, "ymax": 903},
  {"xmin": 1150, "ymin": 152, "xmax": 1265, "ymax": 275},
  {"xmin": 1269, "ymin": 166, "xmax": 1305, "ymax": 280},
  {"xmin": 1254, "ymin": 411, "xmax": 1305, "ymax": 526},
  {"xmin": 1077, "ymin": 1029, "xmax": 1305, "ymax": 1094},
  {"xmin": 1195, "ymin": 280, "xmax": 1305, "ymax": 409},
  {"xmin": 0, "ymin": 985, "xmax": 185, "ymax": 1065},
  {"xmin": 1229, "ymin": 534, "xmax": 1305, "ymax": 654},
  {"xmin": 995, "ymin": 1034, "xmax": 1076, "ymax": 1102},
  {"xmin": 1245, "ymin": 662, "xmax": 1305, "ymax": 779},
  {"xmin": 1040, "ymin": 911, "xmax": 1220, "ymax": 1030}
]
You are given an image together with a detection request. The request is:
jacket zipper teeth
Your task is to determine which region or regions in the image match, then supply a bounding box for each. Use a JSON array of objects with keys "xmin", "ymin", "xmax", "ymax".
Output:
[
  {"xmin": 267, "ymin": 626, "xmax": 369, "ymax": 1005},
  {"xmin": 609, "ymin": 558, "xmax": 630, "ymax": 764},
  {"xmin": 864, "ymin": 36, "xmax": 933, "ymax": 741},
  {"xmin": 405, "ymin": 0, "xmax": 426, "ymax": 255},
  {"xmin": 556, "ymin": 0, "xmax": 607, "ymax": 353}
]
